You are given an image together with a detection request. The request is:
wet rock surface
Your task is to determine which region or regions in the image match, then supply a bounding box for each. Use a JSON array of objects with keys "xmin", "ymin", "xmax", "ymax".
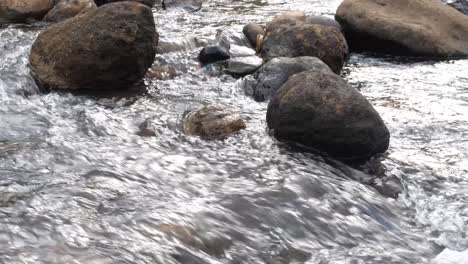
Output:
[
  {"xmin": 29, "ymin": 2, "xmax": 157, "ymax": 91},
  {"xmin": 182, "ymin": 104, "xmax": 246, "ymax": 140},
  {"xmin": 0, "ymin": 0, "xmax": 54, "ymax": 24},
  {"xmin": 336, "ymin": 0, "xmax": 468, "ymax": 57},
  {"xmin": 267, "ymin": 69, "xmax": 390, "ymax": 162},
  {"xmin": 260, "ymin": 17, "xmax": 349, "ymax": 73},
  {"xmin": 244, "ymin": 56, "xmax": 332, "ymax": 101}
]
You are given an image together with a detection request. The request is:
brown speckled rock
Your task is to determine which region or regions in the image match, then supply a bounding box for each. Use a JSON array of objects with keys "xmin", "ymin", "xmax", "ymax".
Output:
[{"xmin": 182, "ymin": 104, "xmax": 246, "ymax": 140}]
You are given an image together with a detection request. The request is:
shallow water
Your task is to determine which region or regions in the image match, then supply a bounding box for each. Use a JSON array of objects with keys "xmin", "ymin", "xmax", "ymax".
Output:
[{"xmin": 1, "ymin": 1, "xmax": 468, "ymax": 263}]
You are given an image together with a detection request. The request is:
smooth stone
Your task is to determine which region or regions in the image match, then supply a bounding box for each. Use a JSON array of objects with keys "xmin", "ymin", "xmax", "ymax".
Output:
[
  {"xmin": 183, "ymin": 104, "xmax": 246, "ymax": 140},
  {"xmin": 335, "ymin": 0, "xmax": 468, "ymax": 57},
  {"xmin": 198, "ymin": 45, "xmax": 230, "ymax": 65},
  {"xmin": 30, "ymin": 2, "xmax": 157, "ymax": 91},
  {"xmin": 267, "ymin": 69, "xmax": 390, "ymax": 162},
  {"xmin": 244, "ymin": 56, "xmax": 332, "ymax": 102},
  {"xmin": 223, "ymin": 56, "xmax": 263, "ymax": 76},
  {"xmin": 44, "ymin": 0, "xmax": 96, "ymax": 22}
]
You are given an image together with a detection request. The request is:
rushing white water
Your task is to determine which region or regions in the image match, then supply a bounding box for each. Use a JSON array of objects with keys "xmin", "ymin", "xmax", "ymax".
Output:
[{"xmin": 0, "ymin": 1, "xmax": 467, "ymax": 263}]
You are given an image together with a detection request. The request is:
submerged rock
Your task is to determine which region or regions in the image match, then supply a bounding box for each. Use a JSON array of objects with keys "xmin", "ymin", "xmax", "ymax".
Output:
[
  {"xmin": 244, "ymin": 56, "xmax": 332, "ymax": 101},
  {"xmin": 44, "ymin": 0, "xmax": 96, "ymax": 22},
  {"xmin": 162, "ymin": 0, "xmax": 203, "ymax": 11},
  {"xmin": 198, "ymin": 45, "xmax": 230, "ymax": 65},
  {"xmin": 30, "ymin": 2, "xmax": 157, "ymax": 91},
  {"xmin": 0, "ymin": 0, "xmax": 54, "ymax": 24},
  {"xmin": 260, "ymin": 17, "xmax": 348, "ymax": 73},
  {"xmin": 182, "ymin": 104, "xmax": 246, "ymax": 140},
  {"xmin": 267, "ymin": 69, "xmax": 390, "ymax": 162},
  {"xmin": 94, "ymin": 0, "xmax": 156, "ymax": 7},
  {"xmin": 335, "ymin": 0, "xmax": 468, "ymax": 57}
]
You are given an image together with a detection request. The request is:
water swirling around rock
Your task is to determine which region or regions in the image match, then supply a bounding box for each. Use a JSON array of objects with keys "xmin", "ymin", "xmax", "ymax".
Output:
[{"xmin": 0, "ymin": 0, "xmax": 467, "ymax": 263}]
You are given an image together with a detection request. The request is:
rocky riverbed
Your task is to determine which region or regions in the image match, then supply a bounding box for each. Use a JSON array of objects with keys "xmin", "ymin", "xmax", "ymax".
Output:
[{"xmin": 0, "ymin": 0, "xmax": 468, "ymax": 263}]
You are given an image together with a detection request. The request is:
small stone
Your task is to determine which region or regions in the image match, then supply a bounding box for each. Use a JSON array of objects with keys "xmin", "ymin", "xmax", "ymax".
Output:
[
  {"xmin": 243, "ymin": 23, "xmax": 265, "ymax": 47},
  {"xmin": 224, "ymin": 56, "xmax": 263, "ymax": 77},
  {"xmin": 183, "ymin": 104, "xmax": 246, "ymax": 140}
]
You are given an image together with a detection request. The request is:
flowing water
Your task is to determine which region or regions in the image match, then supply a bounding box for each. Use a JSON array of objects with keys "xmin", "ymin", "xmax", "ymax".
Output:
[{"xmin": 1, "ymin": 0, "xmax": 468, "ymax": 263}]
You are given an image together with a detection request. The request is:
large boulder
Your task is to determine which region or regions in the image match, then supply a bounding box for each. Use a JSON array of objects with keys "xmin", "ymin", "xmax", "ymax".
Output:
[
  {"xmin": 0, "ymin": 0, "xmax": 54, "ymax": 24},
  {"xmin": 95, "ymin": 0, "xmax": 156, "ymax": 7},
  {"xmin": 44, "ymin": 0, "xmax": 96, "ymax": 22},
  {"xmin": 182, "ymin": 104, "xmax": 246, "ymax": 140},
  {"xmin": 304, "ymin": 15, "xmax": 342, "ymax": 32},
  {"xmin": 260, "ymin": 18, "xmax": 348, "ymax": 73},
  {"xmin": 244, "ymin": 56, "xmax": 332, "ymax": 101},
  {"xmin": 267, "ymin": 69, "xmax": 390, "ymax": 162},
  {"xmin": 335, "ymin": 0, "xmax": 468, "ymax": 57},
  {"xmin": 30, "ymin": 2, "xmax": 157, "ymax": 91}
]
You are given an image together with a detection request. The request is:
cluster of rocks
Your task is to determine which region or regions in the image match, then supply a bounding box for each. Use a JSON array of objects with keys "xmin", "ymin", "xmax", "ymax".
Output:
[
  {"xmin": 1, "ymin": 0, "xmax": 467, "ymax": 164},
  {"xmin": 0, "ymin": 0, "xmax": 203, "ymax": 25}
]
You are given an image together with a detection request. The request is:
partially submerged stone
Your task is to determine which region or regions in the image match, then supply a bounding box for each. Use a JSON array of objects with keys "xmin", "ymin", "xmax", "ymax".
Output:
[{"xmin": 183, "ymin": 104, "xmax": 246, "ymax": 140}]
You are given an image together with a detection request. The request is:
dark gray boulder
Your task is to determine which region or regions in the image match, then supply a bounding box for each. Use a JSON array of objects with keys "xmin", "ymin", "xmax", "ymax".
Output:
[
  {"xmin": 267, "ymin": 69, "xmax": 390, "ymax": 162},
  {"xmin": 30, "ymin": 2, "xmax": 157, "ymax": 91},
  {"xmin": 244, "ymin": 56, "xmax": 332, "ymax": 102}
]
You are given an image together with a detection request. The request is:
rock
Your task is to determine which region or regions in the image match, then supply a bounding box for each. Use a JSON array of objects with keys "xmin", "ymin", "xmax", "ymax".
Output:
[
  {"xmin": 266, "ymin": 69, "xmax": 390, "ymax": 162},
  {"xmin": 94, "ymin": 0, "xmax": 156, "ymax": 7},
  {"xmin": 0, "ymin": 0, "xmax": 54, "ymax": 24},
  {"xmin": 243, "ymin": 23, "xmax": 265, "ymax": 48},
  {"xmin": 229, "ymin": 45, "xmax": 256, "ymax": 57},
  {"xmin": 198, "ymin": 45, "xmax": 230, "ymax": 65},
  {"xmin": 30, "ymin": 2, "xmax": 157, "ymax": 91},
  {"xmin": 162, "ymin": 0, "xmax": 202, "ymax": 11},
  {"xmin": 447, "ymin": 0, "xmax": 468, "ymax": 14},
  {"xmin": 215, "ymin": 29, "xmax": 251, "ymax": 50},
  {"xmin": 260, "ymin": 18, "xmax": 349, "ymax": 73},
  {"xmin": 335, "ymin": 0, "xmax": 468, "ymax": 57},
  {"xmin": 244, "ymin": 56, "xmax": 332, "ymax": 102},
  {"xmin": 44, "ymin": 0, "xmax": 96, "ymax": 22},
  {"xmin": 183, "ymin": 104, "xmax": 246, "ymax": 140},
  {"xmin": 223, "ymin": 56, "xmax": 263, "ymax": 77},
  {"xmin": 268, "ymin": 11, "xmax": 305, "ymax": 27},
  {"xmin": 305, "ymin": 15, "xmax": 342, "ymax": 32}
]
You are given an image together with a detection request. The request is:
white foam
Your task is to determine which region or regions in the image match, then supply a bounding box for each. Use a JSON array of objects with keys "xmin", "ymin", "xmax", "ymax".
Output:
[{"xmin": 434, "ymin": 249, "xmax": 468, "ymax": 264}]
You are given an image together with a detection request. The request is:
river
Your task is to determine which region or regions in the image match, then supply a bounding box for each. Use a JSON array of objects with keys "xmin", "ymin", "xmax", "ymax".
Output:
[{"xmin": 0, "ymin": 0, "xmax": 467, "ymax": 263}]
